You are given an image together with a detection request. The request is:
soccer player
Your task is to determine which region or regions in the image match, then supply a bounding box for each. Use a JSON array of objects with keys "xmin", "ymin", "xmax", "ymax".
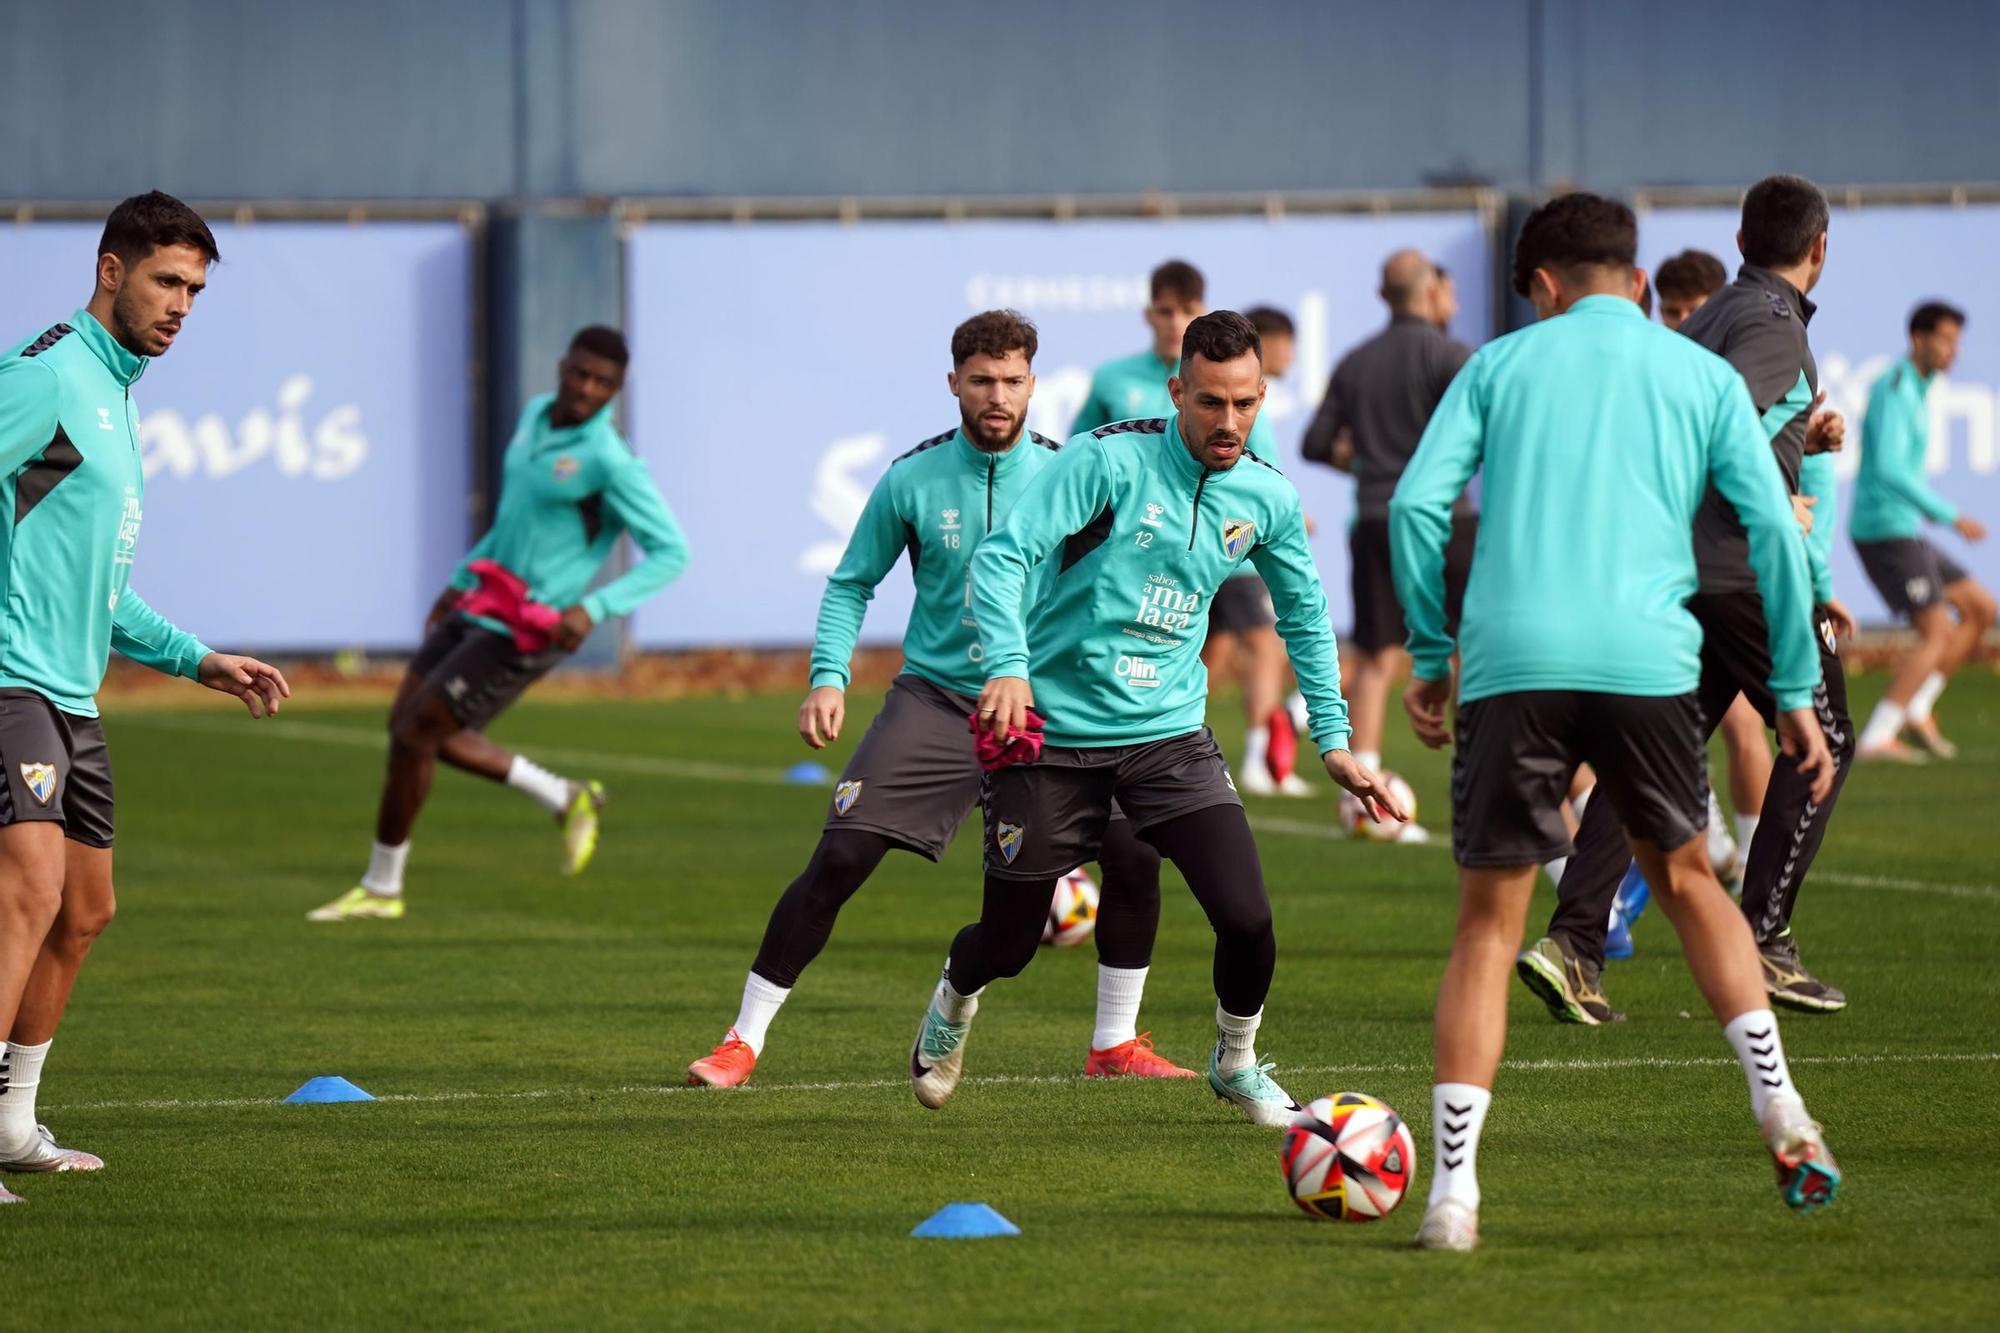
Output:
[
  {"xmin": 0, "ymin": 192, "xmax": 291, "ymax": 1201},
  {"xmin": 909, "ymin": 312, "xmax": 1405, "ymax": 1125},
  {"xmin": 1521, "ymin": 176, "xmax": 1859, "ymax": 1020},
  {"xmin": 1203, "ymin": 305, "xmax": 1310, "ymax": 796},
  {"xmin": 1393, "ymin": 193, "xmax": 1840, "ymax": 1252},
  {"xmin": 308, "ymin": 327, "xmax": 687, "ymax": 922},
  {"xmin": 1657, "ymin": 247, "xmax": 1776, "ymax": 880},
  {"xmin": 1069, "ymin": 260, "xmax": 1206, "ymax": 434},
  {"xmin": 686, "ymin": 311, "xmax": 1188, "ymax": 1087},
  {"xmin": 1852, "ymin": 302, "xmax": 1994, "ymax": 761},
  {"xmin": 1302, "ymin": 250, "xmax": 1474, "ymax": 781}
]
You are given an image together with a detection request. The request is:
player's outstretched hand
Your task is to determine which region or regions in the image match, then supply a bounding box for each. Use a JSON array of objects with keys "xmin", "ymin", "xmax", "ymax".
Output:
[
  {"xmin": 1823, "ymin": 598, "xmax": 1857, "ymax": 641},
  {"xmin": 197, "ymin": 652, "xmax": 291, "ymax": 719},
  {"xmin": 1792, "ymin": 493, "xmax": 1817, "ymax": 536},
  {"xmin": 554, "ymin": 605, "xmax": 595, "ymax": 652},
  {"xmin": 1776, "ymin": 706, "xmax": 1835, "ymax": 804},
  {"xmin": 976, "ymin": 675, "xmax": 1033, "ymax": 744},
  {"xmin": 1403, "ymin": 674, "xmax": 1453, "ymax": 750},
  {"xmin": 1955, "ymin": 513, "xmax": 1988, "ymax": 542},
  {"xmin": 1802, "ymin": 391, "xmax": 1845, "ymax": 455},
  {"xmin": 1324, "ymin": 750, "xmax": 1410, "ymax": 827},
  {"xmin": 798, "ymin": 686, "xmax": 846, "ymax": 750}
]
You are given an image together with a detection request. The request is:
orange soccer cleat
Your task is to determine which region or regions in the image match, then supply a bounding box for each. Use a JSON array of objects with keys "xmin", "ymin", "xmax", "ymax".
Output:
[
  {"xmin": 1085, "ymin": 1032, "xmax": 1199, "ymax": 1079},
  {"xmin": 686, "ymin": 1030, "xmax": 758, "ymax": 1088}
]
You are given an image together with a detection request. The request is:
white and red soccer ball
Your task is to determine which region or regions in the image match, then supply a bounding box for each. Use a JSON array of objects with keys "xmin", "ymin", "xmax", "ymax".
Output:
[
  {"xmin": 1041, "ymin": 868, "xmax": 1099, "ymax": 948},
  {"xmin": 1280, "ymin": 1092, "xmax": 1417, "ymax": 1221},
  {"xmin": 1338, "ymin": 770, "xmax": 1418, "ymax": 842}
]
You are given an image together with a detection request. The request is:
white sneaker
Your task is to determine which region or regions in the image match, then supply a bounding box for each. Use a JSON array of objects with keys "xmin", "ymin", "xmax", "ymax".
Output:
[
  {"xmin": 910, "ymin": 985, "xmax": 976, "ymax": 1110},
  {"xmin": 1276, "ymin": 774, "xmax": 1314, "ymax": 798},
  {"xmin": 1237, "ymin": 765, "xmax": 1278, "ymax": 797},
  {"xmin": 1415, "ymin": 1197, "xmax": 1479, "ymax": 1251},
  {"xmin": 0, "ymin": 1123, "xmax": 103, "ymax": 1173},
  {"xmin": 0, "ymin": 1180, "xmax": 23, "ymax": 1204}
]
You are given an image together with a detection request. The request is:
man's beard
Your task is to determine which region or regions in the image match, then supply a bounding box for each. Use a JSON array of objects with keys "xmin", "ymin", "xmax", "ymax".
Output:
[
  {"xmin": 109, "ymin": 289, "xmax": 153, "ymax": 355},
  {"xmin": 962, "ymin": 405, "xmax": 1022, "ymax": 450}
]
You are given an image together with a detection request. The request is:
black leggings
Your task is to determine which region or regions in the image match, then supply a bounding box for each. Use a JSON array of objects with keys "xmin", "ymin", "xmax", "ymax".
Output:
[
  {"xmin": 750, "ymin": 820, "xmax": 1164, "ymax": 988},
  {"xmin": 947, "ymin": 804, "xmax": 1272, "ymax": 1016}
]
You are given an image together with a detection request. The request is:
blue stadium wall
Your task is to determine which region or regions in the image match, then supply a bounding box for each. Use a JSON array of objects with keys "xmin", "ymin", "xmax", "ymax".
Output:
[{"xmin": 5, "ymin": 0, "xmax": 1998, "ymax": 201}]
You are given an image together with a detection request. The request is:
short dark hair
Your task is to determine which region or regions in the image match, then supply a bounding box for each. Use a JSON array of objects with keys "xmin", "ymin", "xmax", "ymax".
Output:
[
  {"xmin": 1637, "ymin": 275, "xmax": 1654, "ymax": 318},
  {"xmin": 1654, "ymin": 248, "xmax": 1728, "ymax": 300},
  {"xmin": 951, "ymin": 309, "xmax": 1038, "ymax": 366},
  {"xmin": 1740, "ymin": 175, "xmax": 1829, "ymax": 269},
  {"xmin": 568, "ymin": 325, "xmax": 629, "ymax": 368},
  {"xmin": 1151, "ymin": 259, "xmax": 1205, "ymax": 305},
  {"xmin": 1244, "ymin": 305, "xmax": 1294, "ymax": 339},
  {"xmin": 1180, "ymin": 310, "xmax": 1261, "ymax": 369},
  {"xmin": 98, "ymin": 191, "xmax": 219, "ymax": 268},
  {"xmin": 1910, "ymin": 301, "xmax": 1966, "ymax": 336},
  {"xmin": 1511, "ymin": 192, "xmax": 1637, "ymax": 298}
]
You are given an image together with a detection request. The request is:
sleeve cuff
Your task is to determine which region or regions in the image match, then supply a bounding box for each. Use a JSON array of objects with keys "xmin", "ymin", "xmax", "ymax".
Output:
[
  {"xmin": 180, "ymin": 642, "xmax": 213, "ymax": 680},
  {"xmin": 985, "ymin": 656, "xmax": 1030, "ymax": 680},
  {"xmin": 1314, "ymin": 729, "xmax": 1352, "ymax": 756},
  {"xmin": 581, "ymin": 591, "xmax": 613, "ymax": 624},
  {"xmin": 808, "ymin": 668, "xmax": 848, "ymax": 690},
  {"xmin": 448, "ymin": 568, "xmax": 477, "ymax": 592},
  {"xmin": 1774, "ymin": 686, "xmax": 1815, "ymax": 713},
  {"xmin": 1411, "ymin": 653, "xmax": 1453, "ymax": 684}
]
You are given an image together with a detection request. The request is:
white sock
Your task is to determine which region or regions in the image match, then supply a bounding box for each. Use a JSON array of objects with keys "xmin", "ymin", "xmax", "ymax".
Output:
[
  {"xmin": 1214, "ymin": 1003, "xmax": 1261, "ymax": 1074},
  {"xmin": 1705, "ymin": 788, "xmax": 1735, "ymax": 866},
  {"xmin": 1242, "ymin": 726, "xmax": 1270, "ymax": 779},
  {"xmin": 1092, "ymin": 965, "xmax": 1148, "ymax": 1051},
  {"xmin": 933, "ymin": 966, "xmax": 981, "ymax": 1023},
  {"xmin": 1735, "ymin": 812, "xmax": 1760, "ymax": 852},
  {"xmin": 1428, "ymin": 1082, "xmax": 1492, "ymax": 1209},
  {"xmin": 1724, "ymin": 1008, "xmax": 1800, "ymax": 1123},
  {"xmin": 730, "ymin": 972, "xmax": 791, "ymax": 1056},
  {"xmin": 0, "ymin": 1039, "xmax": 51, "ymax": 1151},
  {"xmin": 1858, "ymin": 699, "xmax": 1905, "ymax": 751},
  {"xmin": 361, "ymin": 840, "xmax": 409, "ymax": 897},
  {"xmin": 506, "ymin": 754, "xmax": 574, "ymax": 816},
  {"xmin": 1354, "ymin": 749, "xmax": 1381, "ymax": 772},
  {"xmin": 1544, "ymin": 856, "xmax": 1568, "ymax": 886},
  {"xmin": 1909, "ymin": 671, "xmax": 1947, "ymax": 723}
]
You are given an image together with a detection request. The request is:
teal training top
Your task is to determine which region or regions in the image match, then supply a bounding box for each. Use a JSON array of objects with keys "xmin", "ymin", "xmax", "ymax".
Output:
[
  {"xmin": 0, "ymin": 310, "xmax": 211, "ymax": 717},
  {"xmin": 450, "ymin": 394, "xmax": 688, "ymax": 628},
  {"xmin": 1070, "ymin": 349, "xmax": 1177, "ymax": 436},
  {"xmin": 809, "ymin": 426, "xmax": 1061, "ymax": 698},
  {"xmin": 1850, "ymin": 356, "xmax": 1956, "ymax": 541},
  {"xmin": 972, "ymin": 413, "xmax": 1351, "ymax": 753},
  {"xmin": 1798, "ymin": 451, "xmax": 1837, "ymax": 601},
  {"xmin": 1390, "ymin": 295, "xmax": 1820, "ymax": 711}
]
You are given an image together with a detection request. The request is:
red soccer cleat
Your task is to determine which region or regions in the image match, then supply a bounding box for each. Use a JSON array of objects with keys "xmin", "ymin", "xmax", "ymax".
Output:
[
  {"xmin": 1085, "ymin": 1032, "xmax": 1199, "ymax": 1079},
  {"xmin": 1265, "ymin": 707, "xmax": 1299, "ymax": 782},
  {"xmin": 687, "ymin": 1030, "xmax": 758, "ymax": 1088}
]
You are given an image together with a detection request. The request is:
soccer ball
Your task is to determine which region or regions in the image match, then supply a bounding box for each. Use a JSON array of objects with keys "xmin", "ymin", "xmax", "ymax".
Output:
[
  {"xmin": 1041, "ymin": 868, "xmax": 1098, "ymax": 948},
  {"xmin": 1280, "ymin": 1092, "xmax": 1417, "ymax": 1222},
  {"xmin": 1338, "ymin": 771, "xmax": 1417, "ymax": 842}
]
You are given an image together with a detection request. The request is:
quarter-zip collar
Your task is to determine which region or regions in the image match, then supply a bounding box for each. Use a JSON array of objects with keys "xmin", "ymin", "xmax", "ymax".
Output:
[
  {"xmin": 538, "ymin": 395, "xmax": 613, "ymax": 448},
  {"xmin": 72, "ymin": 309, "xmax": 147, "ymax": 388},
  {"xmin": 1736, "ymin": 265, "xmax": 1817, "ymax": 326},
  {"xmin": 952, "ymin": 426, "xmax": 1033, "ymax": 475}
]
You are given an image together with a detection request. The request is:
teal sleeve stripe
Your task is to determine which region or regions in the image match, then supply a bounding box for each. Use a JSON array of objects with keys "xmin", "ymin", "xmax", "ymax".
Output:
[
  {"xmin": 580, "ymin": 459, "xmax": 689, "ymax": 623},
  {"xmin": 1248, "ymin": 509, "xmax": 1350, "ymax": 753},
  {"xmin": 1390, "ymin": 356, "xmax": 1484, "ymax": 682},
  {"xmin": 1760, "ymin": 370, "xmax": 1814, "ymax": 442},
  {"xmin": 809, "ymin": 469, "xmax": 908, "ymax": 691},
  {"xmin": 971, "ymin": 443, "xmax": 1110, "ymax": 681},
  {"xmin": 1709, "ymin": 380, "xmax": 1821, "ymax": 703},
  {"xmin": 110, "ymin": 589, "xmax": 211, "ymax": 680}
]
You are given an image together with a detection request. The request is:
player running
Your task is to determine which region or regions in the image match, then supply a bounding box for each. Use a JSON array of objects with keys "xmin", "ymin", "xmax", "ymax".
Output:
[
  {"xmin": 1852, "ymin": 302, "xmax": 1994, "ymax": 761},
  {"xmin": 1203, "ymin": 306, "xmax": 1310, "ymax": 796},
  {"xmin": 686, "ymin": 311, "xmax": 1188, "ymax": 1087},
  {"xmin": 1394, "ymin": 193, "xmax": 1840, "ymax": 1252},
  {"xmin": 909, "ymin": 312, "xmax": 1404, "ymax": 1125},
  {"xmin": 308, "ymin": 327, "xmax": 687, "ymax": 922},
  {"xmin": 0, "ymin": 193, "xmax": 291, "ymax": 1202},
  {"xmin": 1521, "ymin": 176, "xmax": 1857, "ymax": 1019},
  {"xmin": 1303, "ymin": 250, "xmax": 1474, "ymax": 788}
]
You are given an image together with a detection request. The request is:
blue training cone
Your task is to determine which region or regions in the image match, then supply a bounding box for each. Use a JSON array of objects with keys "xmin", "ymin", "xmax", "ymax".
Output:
[
  {"xmin": 911, "ymin": 1202, "xmax": 1020, "ymax": 1239},
  {"xmin": 284, "ymin": 1076, "xmax": 375, "ymax": 1104},
  {"xmin": 784, "ymin": 761, "xmax": 832, "ymax": 785}
]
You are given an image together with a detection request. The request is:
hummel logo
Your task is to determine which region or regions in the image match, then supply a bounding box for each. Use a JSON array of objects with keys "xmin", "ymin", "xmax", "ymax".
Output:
[
  {"xmin": 1140, "ymin": 502, "xmax": 1165, "ymax": 528},
  {"xmin": 97, "ymin": 406, "xmax": 114, "ymax": 432}
]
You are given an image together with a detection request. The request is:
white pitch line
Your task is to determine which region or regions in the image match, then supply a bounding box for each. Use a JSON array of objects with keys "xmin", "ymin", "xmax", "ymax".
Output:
[
  {"xmin": 117, "ymin": 715, "xmax": 2000, "ymax": 900},
  {"xmin": 47, "ymin": 1050, "xmax": 1999, "ymax": 1115}
]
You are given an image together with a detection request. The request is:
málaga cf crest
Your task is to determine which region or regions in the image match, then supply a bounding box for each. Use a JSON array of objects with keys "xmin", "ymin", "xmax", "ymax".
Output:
[
  {"xmin": 833, "ymin": 780, "xmax": 863, "ymax": 816},
  {"xmin": 1221, "ymin": 518, "xmax": 1256, "ymax": 560},
  {"xmin": 996, "ymin": 821, "xmax": 1025, "ymax": 864},
  {"xmin": 19, "ymin": 762, "xmax": 55, "ymax": 807}
]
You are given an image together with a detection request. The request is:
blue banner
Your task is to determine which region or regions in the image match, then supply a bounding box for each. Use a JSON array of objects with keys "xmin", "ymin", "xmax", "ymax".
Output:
[
  {"xmin": 0, "ymin": 221, "xmax": 474, "ymax": 650},
  {"xmin": 1639, "ymin": 204, "xmax": 2000, "ymax": 624},
  {"xmin": 626, "ymin": 212, "xmax": 1493, "ymax": 648}
]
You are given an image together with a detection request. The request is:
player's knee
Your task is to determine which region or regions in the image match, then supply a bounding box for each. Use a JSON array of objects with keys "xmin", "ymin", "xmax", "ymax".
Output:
[
  {"xmin": 1211, "ymin": 895, "xmax": 1274, "ymax": 946},
  {"xmin": 1965, "ymin": 586, "xmax": 1997, "ymax": 630},
  {"xmin": 53, "ymin": 895, "xmax": 114, "ymax": 955},
  {"xmin": 389, "ymin": 699, "xmax": 451, "ymax": 752},
  {"xmin": 0, "ymin": 870, "xmax": 63, "ymax": 934}
]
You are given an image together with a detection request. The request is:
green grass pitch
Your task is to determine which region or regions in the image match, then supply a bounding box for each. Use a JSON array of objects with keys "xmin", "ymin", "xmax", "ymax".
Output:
[{"xmin": 6, "ymin": 672, "xmax": 1997, "ymax": 1329}]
